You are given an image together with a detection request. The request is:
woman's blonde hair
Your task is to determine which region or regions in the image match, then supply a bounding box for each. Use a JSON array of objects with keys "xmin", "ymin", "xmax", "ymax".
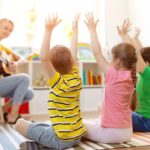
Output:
[{"xmin": 0, "ymin": 18, "xmax": 14, "ymax": 27}]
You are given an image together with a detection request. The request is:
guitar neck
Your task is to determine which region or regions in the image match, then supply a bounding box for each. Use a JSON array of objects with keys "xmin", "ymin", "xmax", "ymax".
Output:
[{"xmin": 0, "ymin": 56, "xmax": 8, "ymax": 65}]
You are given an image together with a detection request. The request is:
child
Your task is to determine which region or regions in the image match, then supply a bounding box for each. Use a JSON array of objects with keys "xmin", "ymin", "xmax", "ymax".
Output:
[
  {"xmin": 83, "ymin": 12, "xmax": 137, "ymax": 143},
  {"xmin": 15, "ymin": 13, "xmax": 87, "ymax": 149},
  {"xmin": 0, "ymin": 18, "xmax": 34, "ymax": 124},
  {"xmin": 117, "ymin": 19, "xmax": 150, "ymax": 132}
]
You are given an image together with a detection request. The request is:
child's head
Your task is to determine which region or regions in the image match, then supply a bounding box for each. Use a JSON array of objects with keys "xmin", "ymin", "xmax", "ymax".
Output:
[
  {"xmin": 0, "ymin": 18, "xmax": 14, "ymax": 40},
  {"xmin": 111, "ymin": 43, "xmax": 137, "ymax": 70},
  {"xmin": 141, "ymin": 47, "xmax": 150, "ymax": 65},
  {"xmin": 50, "ymin": 45, "xmax": 74, "ymax": 75}
]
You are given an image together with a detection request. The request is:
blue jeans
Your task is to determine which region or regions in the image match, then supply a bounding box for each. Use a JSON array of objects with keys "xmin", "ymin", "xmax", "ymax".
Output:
[
  {"xmin": 27, "ymin": 121, "xmax": 81, "ymax": 149},
  {"xmin": 132, "ymin": 112, "xmax": 150, "ymax": 132},
  {"xmin": 0, "ymin": 74, "xmax": 34, "ymax": 105}
]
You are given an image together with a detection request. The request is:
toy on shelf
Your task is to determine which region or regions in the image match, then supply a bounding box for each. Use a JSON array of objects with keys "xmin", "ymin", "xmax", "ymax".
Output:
[
  {"xmin": 78, "ymin": 43, "xmax": 95, "ymax": 62},
  {"xmin": 32, "ymin": 72, "xmax": 48, "ymax": 87},
  {"xmin": 27, "ymin": 52, "xmax": 40, "ymax": 61}
]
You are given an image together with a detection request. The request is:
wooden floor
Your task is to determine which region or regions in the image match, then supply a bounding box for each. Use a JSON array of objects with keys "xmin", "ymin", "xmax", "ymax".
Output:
[
  {"xmin": 23, "ymin": 111, "xmax": 150, "ymax": 150},
  {"xmin": 116, "ymin": 147, "xmax": 150, "ymax": 150}
]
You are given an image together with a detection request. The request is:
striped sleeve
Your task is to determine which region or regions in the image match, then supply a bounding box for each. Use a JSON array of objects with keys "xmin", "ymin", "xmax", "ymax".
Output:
[{"xmin": 47, "ymin": 72, "xmax": 61, "ymax": 88}]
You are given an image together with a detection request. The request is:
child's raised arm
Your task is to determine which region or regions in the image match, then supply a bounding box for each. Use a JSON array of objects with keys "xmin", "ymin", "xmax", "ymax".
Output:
[
  {"xmin": 132, "ymin": 28, "xmax": 146, "ymax": 73},
  {"xmin": 117, "ymin": 19, "xmax": 133, "ymax": 45},
  {"xmin": 84, "ymin": 12, "xmax": 110, "ymax": 74},
  {"xmin": 117, "ymin": 19, "xmax": 146, "ymax": 73},
  {"xmin": 70, "ymin": 13, "xmax": 80, "ymax": 66},
  {"xmin": 40, "ymin": 14, "xmax": 61, "ymax": 78},
  {"xmin": 132, "ymin": 28, "xmax": 143, "ymax": 51}
]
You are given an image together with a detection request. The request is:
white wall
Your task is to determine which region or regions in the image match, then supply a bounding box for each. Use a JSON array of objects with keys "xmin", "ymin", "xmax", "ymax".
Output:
[
  {"xmin": 104, "ymin": 0, "xmax": 130, "ymax": 49},
  {"xmin": 104, "ymin": 0, "xmax": 150, "ymax": 48},
  {"xmin": 128, "ymin": 0, "xmax": 150, "ymax": 46}
]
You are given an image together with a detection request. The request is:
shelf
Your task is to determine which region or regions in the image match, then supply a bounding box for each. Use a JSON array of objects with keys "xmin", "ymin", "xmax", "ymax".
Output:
[
  {"xmin": 79, "ymin": 60, "xmax": 97, "ymax": 63},
  {"xmin": 33, "ymin": 86, "xmax": 49, "ymax": 90},
  {"xmin": 16, "ymin": 61, "xmax": 105, "ymax": 114},
  {"xmin": 83, "ymin": 85, "xmax": 104, "ymax": 88},
  {"xmin": 17, "ymin": 61, "xmax": 105, "ymax": 89}
]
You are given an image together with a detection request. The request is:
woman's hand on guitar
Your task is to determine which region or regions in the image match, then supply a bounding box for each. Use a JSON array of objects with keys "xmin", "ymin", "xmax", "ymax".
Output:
[{"xmin": 7, "ymin": 61, "xmax": 16, "ymax": 73}]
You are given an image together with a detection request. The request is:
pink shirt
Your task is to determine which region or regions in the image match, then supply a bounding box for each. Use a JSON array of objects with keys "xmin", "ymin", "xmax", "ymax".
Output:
[{"xmin": 101, "ymin": 66, "xmax": 134, "ymax": 128}]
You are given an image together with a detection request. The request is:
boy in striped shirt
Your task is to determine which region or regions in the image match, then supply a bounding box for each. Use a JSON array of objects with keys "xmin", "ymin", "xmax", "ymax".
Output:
[{"xmin": 15, "ymin": 13, "xmax": 87, "ymax": 149}]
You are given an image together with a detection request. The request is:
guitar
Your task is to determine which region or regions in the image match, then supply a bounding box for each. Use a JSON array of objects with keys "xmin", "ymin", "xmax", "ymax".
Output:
[{"xmin": 0, "ymin": 51, "xmax": 14, "ymax": 76}]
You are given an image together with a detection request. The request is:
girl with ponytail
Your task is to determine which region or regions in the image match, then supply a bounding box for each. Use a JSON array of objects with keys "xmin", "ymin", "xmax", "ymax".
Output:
[{"xmin": 83, "ymin": 13, "xmax": 137, "ymax": 144}]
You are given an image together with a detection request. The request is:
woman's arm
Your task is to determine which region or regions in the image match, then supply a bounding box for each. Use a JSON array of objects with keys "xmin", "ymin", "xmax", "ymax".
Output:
[{"xmin": 84, "ymin": 12, "xmax": 110, "ymax": 74}]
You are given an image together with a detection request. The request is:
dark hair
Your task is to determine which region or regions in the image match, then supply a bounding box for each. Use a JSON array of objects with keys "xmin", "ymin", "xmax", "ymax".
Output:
[
  {"xmin": 50, "ymin": 45, "xmax": 73, "ymax": 75},
  {"xmin": 112, "ymin": 43, "xmax": 138, "ymax": 111},
  {"xmin": 141, "ymin": 47, "xmax": 150, "ymax": 64}
]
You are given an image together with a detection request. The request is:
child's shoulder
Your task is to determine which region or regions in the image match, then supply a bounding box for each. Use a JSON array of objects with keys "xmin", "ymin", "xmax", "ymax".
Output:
[
  {"xmin": 72, "ymin": 65, "xmax": 79, "ymax": 73},
  {"xmin": 106, "ymin": 65, "xmax": 115, "ymax": 74},
  {"xmin": 47, "ymin": 72, "xmax": 61, "ymax": 87}
]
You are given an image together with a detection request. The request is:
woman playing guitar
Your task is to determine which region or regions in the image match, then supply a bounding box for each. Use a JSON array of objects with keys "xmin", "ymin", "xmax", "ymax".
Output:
[{"xmin": 0, "ymin": 18, "xmax": 34, "ymax": 124}]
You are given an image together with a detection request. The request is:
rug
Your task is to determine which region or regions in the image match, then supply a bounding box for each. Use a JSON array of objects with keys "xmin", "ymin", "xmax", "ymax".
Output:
[{"xmin": 0, "ymin": 124, "xmax": 150, "ymax": 150}]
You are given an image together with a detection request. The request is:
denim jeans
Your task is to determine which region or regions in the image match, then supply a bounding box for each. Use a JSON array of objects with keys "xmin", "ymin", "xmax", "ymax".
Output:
[
  {"xmin": 27, "ymin": 121, "xmax": 81, "ymax": 149},
  {"xmin": 0, "ymin": 74, "xmax": 34, "ymax": 105},
  {"xmin": 132, "ymin": 112, "xmax": 150, "ymax": 132}
]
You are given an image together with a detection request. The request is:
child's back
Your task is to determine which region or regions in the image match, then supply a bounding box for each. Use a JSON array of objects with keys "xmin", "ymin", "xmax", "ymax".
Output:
[
  {"xmin": 47, "ymin": 64, "xmax": 86, "ymax": 141},
  {"xmin": 101, "ymin": 66, "xmax": 133, "ymax": 128}
]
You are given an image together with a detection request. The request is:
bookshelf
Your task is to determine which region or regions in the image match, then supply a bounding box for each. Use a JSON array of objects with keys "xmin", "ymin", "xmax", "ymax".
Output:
[
  {"xmin": 16, "ymin": 61, "xmax": 104, "ymax": 114},
  {"xmin": 17, "ymin": 61, "xmax": 104, "ymax": 89},
  {"xmin": 79, "ymin": 61, "xmax": 104, "ymax": 88}
]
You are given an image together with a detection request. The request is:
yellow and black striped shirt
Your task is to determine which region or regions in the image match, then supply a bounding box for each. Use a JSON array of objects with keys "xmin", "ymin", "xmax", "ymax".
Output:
[{"xmin": 47, "ymin": 66, "xmax": 87, "ymax": 141}]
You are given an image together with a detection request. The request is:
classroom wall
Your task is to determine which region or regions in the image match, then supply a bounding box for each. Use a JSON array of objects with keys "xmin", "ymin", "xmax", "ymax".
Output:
[
  {"xmin": 1, "ymin": 0, "xmax": 149, "ymax": 48},
  {"xmin": 104, "ymin": 0, "xmax": 150, "ymax": 48},
  {"xmin": 104, "ymin": 0, "xmax": 130, "ymax": 49},
  {"xmin": 128, "ymin": 0, "xmax": 150, "ymax": 46}
]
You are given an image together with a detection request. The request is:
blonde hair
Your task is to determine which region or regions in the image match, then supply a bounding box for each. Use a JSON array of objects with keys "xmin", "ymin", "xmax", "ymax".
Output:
[
  {"xmin": 50, "ymin": 45, "xmax": 73, "ymax": 75},
  {"xmin": 0, "ymin": 18, "xmax": 14, "ymax": 28}
]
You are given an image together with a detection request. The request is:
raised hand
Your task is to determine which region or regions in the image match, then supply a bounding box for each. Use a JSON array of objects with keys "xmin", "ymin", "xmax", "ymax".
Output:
[
  {"xmin": 71, "ymin": 13, "xmax": 81, "ymax": 65},
  {"xmin": 72, "ymin": 12, "xmax": 80, "ymax": 29},
  {"xmin": 84, "ymin": 12, "xmax": 110, "ymax": 74},
  {"xmin": 84, "ymin": 12, "xmax": 99, "ymax": 32},
  {"xmin": 45, "ymin": 13, "xmax": 62, "ymax": 31},
  {"xmin": 8, "ymin": 61, "xmax": 16, "ymax": 72},
  {"xmin": 133, "ymin": 28, "xmax": 141, "ymax": 39},
  {"xmin": 117, "ymin": 19, "xmax": 131, "ymax": 36}
]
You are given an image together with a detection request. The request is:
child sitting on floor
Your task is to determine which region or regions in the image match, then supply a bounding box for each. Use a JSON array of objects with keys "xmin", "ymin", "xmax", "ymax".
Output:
[
  {"xmin": 83, "ymin": 12, "xmax": 137, "ymax": 143},
  {"xmin": 15, "ymin": 13, "xmax": 87, "ymax": 149}
]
